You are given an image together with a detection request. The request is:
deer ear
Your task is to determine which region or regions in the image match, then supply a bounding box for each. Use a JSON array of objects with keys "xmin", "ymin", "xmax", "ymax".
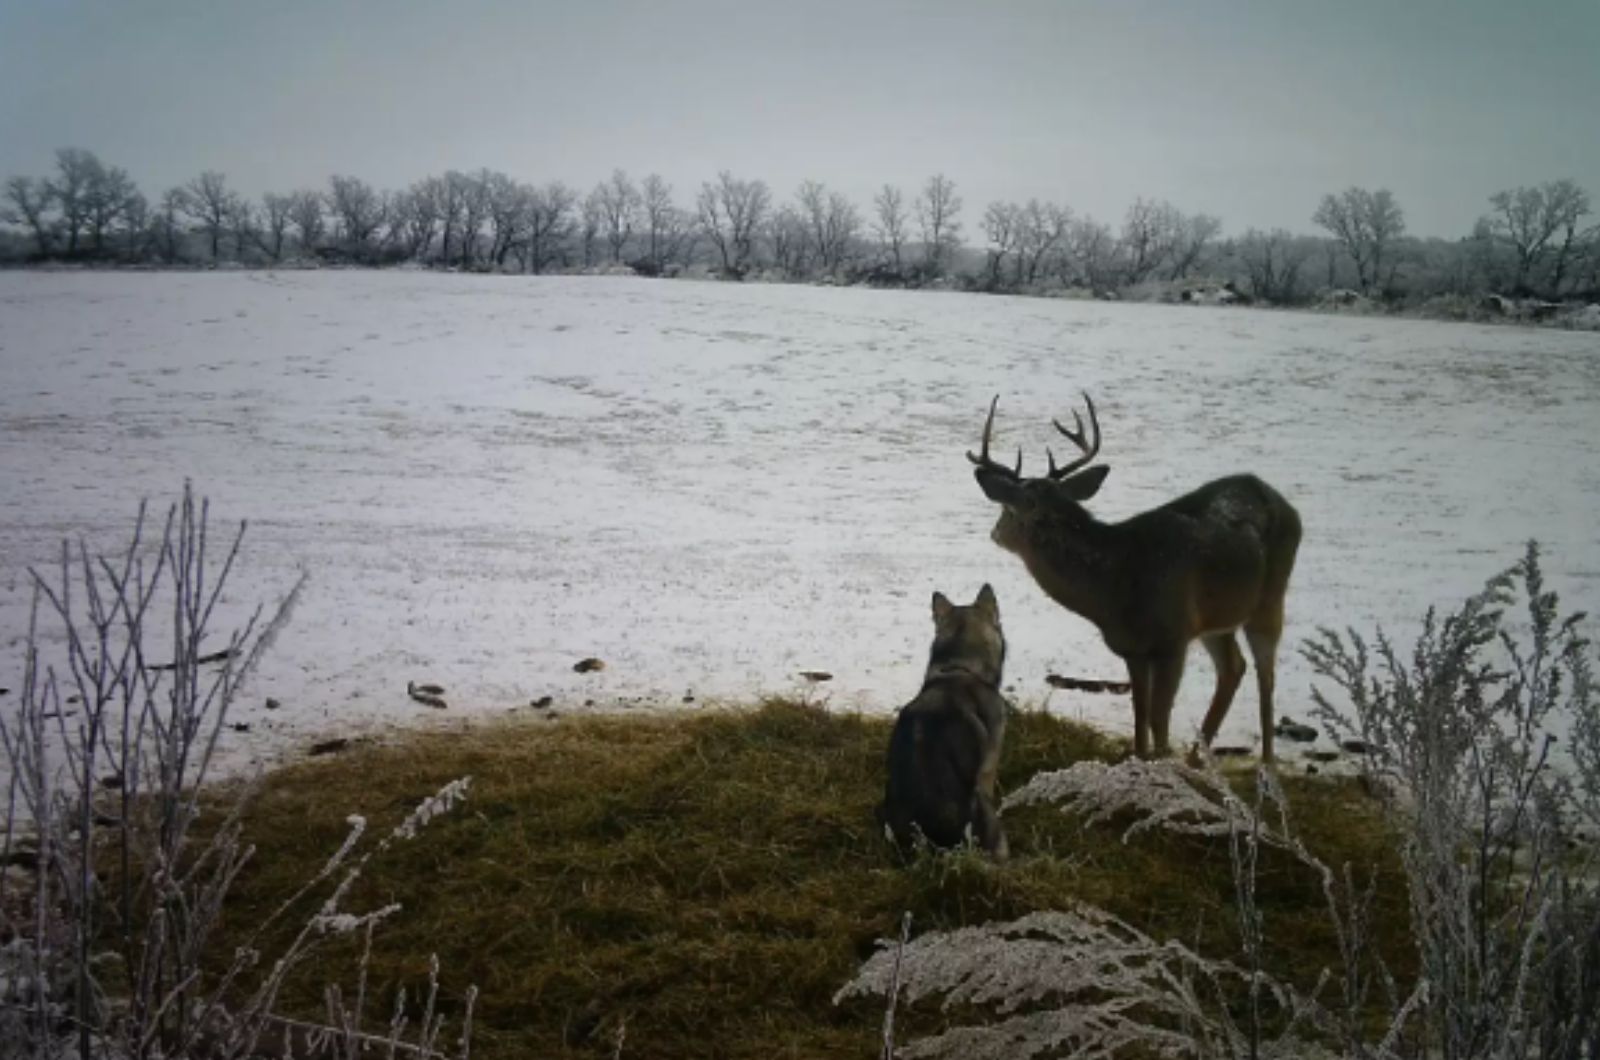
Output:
[
  {"xmin": 932, "ymin": 591, "xmax": 954, "ymax": 622},
  {"xmin": 974, "ymin": 583, "xmax": 999, "ymax": 618},
  {"xmin": 1062, "ymin": 465, "xmax": 1110, "ymax": 501},
  {"xmin": 974, "ymin": 466, "xmax": 1024, "ymax": 506}
]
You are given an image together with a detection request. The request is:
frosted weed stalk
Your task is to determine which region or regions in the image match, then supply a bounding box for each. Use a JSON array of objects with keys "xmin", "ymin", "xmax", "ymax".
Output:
[
  {"xmin": 1304, "ymin": 541, "xmax": 1600, "ymax": 1059},
  {"xmin": 0, "ymin": 485, "xmax": 476, "ymax": 1059}
]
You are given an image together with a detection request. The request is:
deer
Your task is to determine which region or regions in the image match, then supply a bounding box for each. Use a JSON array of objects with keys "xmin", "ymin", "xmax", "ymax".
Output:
[{"xmin": 967, "ymin": 394, "xmax": 1302, "ymax": 761}]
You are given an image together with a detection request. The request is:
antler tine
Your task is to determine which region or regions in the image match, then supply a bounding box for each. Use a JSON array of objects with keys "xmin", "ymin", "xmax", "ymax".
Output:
[
  {"xmin": 966, "ymin": 395, "xmax": 1023, "ymax": 480},
  {"xmin": 1047, "ymin": 392, "xmax": 1102, "ymax": 480}
]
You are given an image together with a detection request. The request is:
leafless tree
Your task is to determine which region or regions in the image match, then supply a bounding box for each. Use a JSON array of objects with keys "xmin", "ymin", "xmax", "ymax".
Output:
[
  {"xmin": 1117, "ymin": 197, "xmax": 1176, "ymax": 285},
  {"xmin": 257, "ymin": 193, "xmax": 293, "ymax": 262},
  {"xmin": 486, "ymin": 171, "xmax": 527, "ymax": 268},
  {"xmin": 1235, "ymin": 228, "xmax": 1312, "ymax": 303},
  {"xmin": 83, "ymin": 161, "xmax": 139, "ymax": 257},
  {"xmin": 697, "ymin": 170, "xmax": 770, "ymax": 275},
  {"xmin": 224, "ymin": 195, "xmax": 257, "ymax": 259},
  {"xmin": 3, "ymin": 175, "xmax": 56, "ymax": 256},
  {"xmin": 981, "ymin": 201, "xmax": 1021, "ymax": 288},
  {"xmin": 795, "ymin": 181, "xmax": 860, "ymax": 277},
  {"xmin": 286, "ymin": 189, "xmax": 326, "ymax": 255},
  {"xmin": 455, "ymin": 169, "xmax": 493, "ymax": 267},
  {"xmin": 1016, "ymin": 199, "xmax": 1070, "ymax": 286},
  {"xmin": 767, "ymin": 204, "xmax": 809, "ymax": 279},
  {"xmin": 523, "ymin": 181, "xmax": 576, "ymax": 274},
  {"xmin": 436, "ymin": 170, "xmax": 468, "ymax": 264},
  {"xmin": 580, "ymin": 187, "xmax": 604, "ymax": 268},
  {"xmin": 183, "ymin": 170, "xmax": 238, "ymax": 260},
  {"xmin": 151, "ymin": 187, "xmax": 187, "ymax": 263},
  {"xmin": 1485, "ymin": 180, "xmax": 1594, "ymax": 296},
  {"xmin": 592, "ymin": 168, "xmax": 639, "ymax": 264},
  {"xmin": 1065, "ymin": 215, "xmax": 1117, "ymax": 292},
  {"xmin": 327, "ymin": 174, "xmax": 386, "ymax": 259},
  {"xmin": 639, "ymin": 173, "xmax": 678, "ymax": 270},
  {"xmin": 872, "ymin": 184, "xmax": 909, "ymax": 272},
  {"xmin": 47, "ymin": 148, "xmax": 107, "ymax": 257},
  {"xmin": 1165, "ymin": 211, "xmax": 1222, "ymax": 281},
  {"xmin": 1312, "ymin": 186, "xmax": 1406, "ymax": 294},
  {"xmin": 915, "ymin": 173, "xmax": 962, "ymax": 277},
  {"xmin": 393, "ymin": 176, "xmax": 444, "ymax": 261}
]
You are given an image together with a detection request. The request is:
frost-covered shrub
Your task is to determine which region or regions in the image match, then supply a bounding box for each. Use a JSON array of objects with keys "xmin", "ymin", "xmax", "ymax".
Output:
[
  {"xmin": 0, "ymin": 486, "xmax": 476, "ymax": 1060},
  {"xmin": 1305, "ymin": 542, "xmax": 1600, "ymax": 1059}
]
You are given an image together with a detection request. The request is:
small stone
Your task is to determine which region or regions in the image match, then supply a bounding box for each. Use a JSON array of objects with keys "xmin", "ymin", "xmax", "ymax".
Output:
[
  {"xmin": 798, "ymin": 670, "xmax": 832, "ymax": 683},
  {"xmin": 573, "ymin": 657, "xmax": 606, "ymax": 674},
  {"xmin": 308, "ymin": 738, "xmax": 350, "ymax": 756},
  {"xmin": 531, "ymin": 695, "xmax": 553, "ymax": 709},
  {"xmin": 265, "ymin": 697, "xmax": 282, "ymax": 710},
  {"xmin": 231, "ymin": 722, "xmax": 251, "ymax": 733}
]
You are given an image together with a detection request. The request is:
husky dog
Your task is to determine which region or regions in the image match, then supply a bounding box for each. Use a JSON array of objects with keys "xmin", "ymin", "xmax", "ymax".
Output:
[{"xmin": 880, "ymin": 584, "xmax": 1009, "ymax": 859}]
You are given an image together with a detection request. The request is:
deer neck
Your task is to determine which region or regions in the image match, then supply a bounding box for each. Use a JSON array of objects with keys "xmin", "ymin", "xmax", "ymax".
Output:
[{"xmin": 1018, "ymin": 512, "xmax": 1125, "ymax": 628}]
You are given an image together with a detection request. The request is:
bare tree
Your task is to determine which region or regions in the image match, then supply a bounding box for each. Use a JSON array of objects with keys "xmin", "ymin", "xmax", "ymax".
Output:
[
  {"xmin": 523, "ymin": 181, "xmax": 576, "ymax": 274},
  {"xmin": 3, "ymin": 175, "xmax": 56, "ymax": 256},
  {"xmin": 593, "ymin": 169, "xmax": 639, "ymax": 264},
  {"xmin": 981, "ymin": 201, "xmax": 1021, "ymax": 289},
  {"xmin": 580, "ymin": 187, "xmax": 604, "ymax": 268},
  {"xmin": 83, "ymin": 161, "xmax": 139, "ymax": 257},
  {"xmin": 183, "ymin": 170, "xmax": 237, "ymax": 260},
  {"xmin": 327, "ymin": 174, "xmax": 386, "ymax": 260},
  {"xmin": 436, "ymin": 171, "xmax": 467, "ymax": 265},
  {"xmin": 152, "ymin": 187, "xmax": 187, "ymax": 263},
  {"xmin": 1312, "ymin": 187, "xmax": 1406, "ymax": 294},
  {"xmin": 1016, "ymin": 199, "xmax": 1070, "ymax": 286},
  {"xmin": 697, "ymin": 170, "xmax": 770, "ymax": 275},
  {"xmin": 872, "ymin": 184, "xmax": 909, "ymax": 272},
  {"xmin": 1236, "ymin": 228, "xmax": 1312, "ymax": 303},
  {"xmin": 455, "ymin": 169, "xmax": 492, "ymax": 268},
  {"xmin": 486, "ymin": 171, "xmax": 527, "ymax": 268},
  {"xmin": 257, "ymin": 193, "xmax": 293, "ymax": 262},
  {"xmin": 48, "ymin": 148, "xmax": 106, "ymax": 257},
  {"xmin": 224, "ymin": 195, "xmax": 257, "ymax": 260},
  {"xmin": 915, "ymin": 173, "xmax": 962, "ymax": 277},
  {"xmin": 393, "ymin": 176, "xmax": 444, "ymax": 261},
  {"xmin": 1485, "ymin": 180, "xmax": 1594, "ymax": 296},
  {"xmin": 1117, "ymin": 197, "xmax": 1177, "ymax": 286},
  {"xmin": 1065, "ymin": 215, "xmax": 1117, "ymax": 292},
  {"xmin": 639, "ymin": 173, "xmax": 677, "ymax": 270},
  {"xmin": 1165, "ymin": 211, "xmax": 1222, "ymax": 281},
  {"xmin": 286, "ymin": 189, "xmax": 326, "ymax": 256},
  {"xmin": 766, "ymin": 204, "xmax": 809, "ymax": 279}
]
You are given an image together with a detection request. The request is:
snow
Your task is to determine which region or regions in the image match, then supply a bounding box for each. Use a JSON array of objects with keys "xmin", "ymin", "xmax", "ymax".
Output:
[{"xmin": 2, "ymin": 271, "xmax": 1597, "ymax": 774}]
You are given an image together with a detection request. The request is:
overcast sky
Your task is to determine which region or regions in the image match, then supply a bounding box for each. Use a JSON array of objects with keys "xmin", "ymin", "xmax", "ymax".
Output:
[{"xmin": 2, "ymin": 0, "xmax": 1596, "ymax": 239}]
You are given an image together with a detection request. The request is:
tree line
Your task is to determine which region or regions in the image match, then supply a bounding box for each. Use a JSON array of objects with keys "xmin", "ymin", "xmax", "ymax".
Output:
[{"xmin": 4, "ymin": 147, "xmax": 1597, "ymax": 305}]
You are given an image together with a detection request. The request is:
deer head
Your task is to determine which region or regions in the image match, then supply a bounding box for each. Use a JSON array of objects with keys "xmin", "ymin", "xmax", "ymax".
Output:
[{"xmin": 967, "ymin": 394, "xmax": 1110, "ymax": 555}]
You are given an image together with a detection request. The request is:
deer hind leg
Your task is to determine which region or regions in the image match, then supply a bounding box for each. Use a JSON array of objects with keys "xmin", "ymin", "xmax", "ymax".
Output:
[
  {"xmin": 1244, "ymin": 619, "xmax": 1282, "ymax": 763},
  {"xmin": 1148, "ymin": 649, "xmax": 1187, "ymax": 758},
  {"xmin": 1199, "ymin": 632, "xmax": 1248, "ymax": 748}
]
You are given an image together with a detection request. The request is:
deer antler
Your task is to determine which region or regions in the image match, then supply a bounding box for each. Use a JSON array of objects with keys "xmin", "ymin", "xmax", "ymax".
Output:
[
  {"xmin": 967, "ymin": 395, "xmax": 1023, "ymax": 479},
  {"xmin": 1046, "ymin": 392, "xmax": 1101, "ymax": 480}
]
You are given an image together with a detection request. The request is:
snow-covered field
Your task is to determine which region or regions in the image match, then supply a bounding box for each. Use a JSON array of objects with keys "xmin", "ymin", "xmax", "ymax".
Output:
[{"xmin": 2, "ymin": 270, "xmax": 1598, "ymax": 773}]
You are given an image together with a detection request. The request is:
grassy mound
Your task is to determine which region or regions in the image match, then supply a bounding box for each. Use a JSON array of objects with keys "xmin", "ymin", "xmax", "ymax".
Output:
[{"xmin": 223, "ymin": 701, "xmax": 1408, "ymax": 1058}]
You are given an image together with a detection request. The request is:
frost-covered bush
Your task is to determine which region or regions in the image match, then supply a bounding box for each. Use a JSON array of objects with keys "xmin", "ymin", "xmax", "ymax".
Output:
[
  {"xmin": 0, "ymin": 485, "xmax": 476, "ymax": 1059},
  {"xmin": 1304, "ymin": 542, "xmax": 1600, "ymax": 1059}
]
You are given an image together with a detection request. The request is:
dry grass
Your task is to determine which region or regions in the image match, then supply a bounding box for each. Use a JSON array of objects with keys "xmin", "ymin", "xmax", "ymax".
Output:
[{"xmin": 219, "ymin": 700, "xmax": 1410, "ymax": 1059}]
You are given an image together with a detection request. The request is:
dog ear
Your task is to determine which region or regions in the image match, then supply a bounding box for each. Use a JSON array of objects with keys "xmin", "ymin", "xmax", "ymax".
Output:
[
  {"xmin": 931, "ymin": 591, "xmax": 954, "ymax": 622},
  {"xmin": 974, "ymin": 583, "xmax": 999, "ymax": 619}
]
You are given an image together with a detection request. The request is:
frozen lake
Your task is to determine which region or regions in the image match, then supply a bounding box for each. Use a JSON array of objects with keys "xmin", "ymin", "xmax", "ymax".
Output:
[{"xmin": 2, "ymin": 270, "xmax": 1597, "ymax": 772}]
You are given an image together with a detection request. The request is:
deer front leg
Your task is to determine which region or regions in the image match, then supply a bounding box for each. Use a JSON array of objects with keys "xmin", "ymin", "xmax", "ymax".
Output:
[
  {"xmin": 1148, "ymin": 648, "xmax": 1188, "ymax": 758},
  {"xmin": 1125, "ymin": 655, "xmax": 1151, "ymax": 758}
]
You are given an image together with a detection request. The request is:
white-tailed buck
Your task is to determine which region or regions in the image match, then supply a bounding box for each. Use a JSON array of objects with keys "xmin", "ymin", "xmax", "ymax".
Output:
[{"xmin": 968, "ymin": 395, "xmax": 1301, "ymax": 761}]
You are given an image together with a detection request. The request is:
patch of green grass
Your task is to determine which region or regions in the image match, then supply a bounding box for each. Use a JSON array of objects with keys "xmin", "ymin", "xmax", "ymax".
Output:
[{"xmin": 221, "ymin": 701, "xmax": 1411, "ymax": 1059}]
